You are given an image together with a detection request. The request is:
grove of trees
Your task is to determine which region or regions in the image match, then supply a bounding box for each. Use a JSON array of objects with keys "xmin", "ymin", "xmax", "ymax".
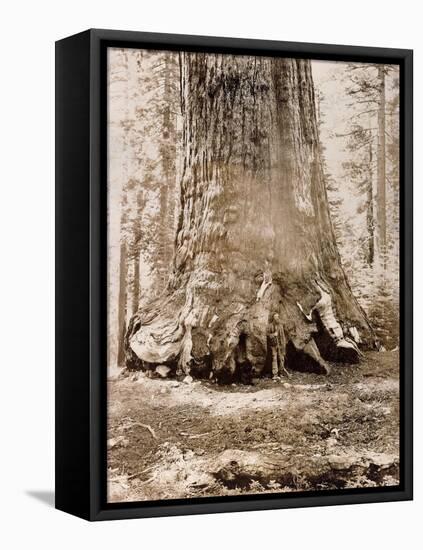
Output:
[{"xmin": 315, "ymin": 60, "xmax": 399, "ymax": 350}]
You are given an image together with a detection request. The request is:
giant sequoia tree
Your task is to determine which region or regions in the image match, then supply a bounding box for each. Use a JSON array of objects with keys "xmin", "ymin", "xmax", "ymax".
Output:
[{"xmin": 125, "ymin": 53, "xmax": 374, "ymax": 382}]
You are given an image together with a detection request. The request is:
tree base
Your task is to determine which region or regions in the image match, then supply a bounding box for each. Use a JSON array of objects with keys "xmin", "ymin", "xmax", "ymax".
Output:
[{"xmin": 125, "ymin": 275, "xmax": 372, "ymax": 383}]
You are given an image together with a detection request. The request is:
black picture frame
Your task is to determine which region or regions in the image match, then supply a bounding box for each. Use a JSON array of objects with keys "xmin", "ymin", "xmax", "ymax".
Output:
[{"xmin": 55, "ymin": 28, "xmax": 413, "ymax": 521}]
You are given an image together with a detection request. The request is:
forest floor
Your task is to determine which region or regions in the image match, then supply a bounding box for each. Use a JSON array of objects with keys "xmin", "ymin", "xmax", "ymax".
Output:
[{"xmin": 107, "ymin": 350, "xmax": 400, "ymax": 503}]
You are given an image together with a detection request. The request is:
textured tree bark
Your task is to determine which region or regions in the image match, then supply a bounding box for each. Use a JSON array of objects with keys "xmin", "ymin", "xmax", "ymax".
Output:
[
  {"xmin": 377, "ymin": 66, "xmax": 387, "ymax": 263},
  {"xmin": 126, "ymin": 54, "xmax": 375, "ymax": 381}
]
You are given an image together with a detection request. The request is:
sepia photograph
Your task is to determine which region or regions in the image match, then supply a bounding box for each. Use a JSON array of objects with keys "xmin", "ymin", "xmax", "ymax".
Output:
[{"xmin": 106, "ymin": 47, "xmax": 400, "ymax": 504}]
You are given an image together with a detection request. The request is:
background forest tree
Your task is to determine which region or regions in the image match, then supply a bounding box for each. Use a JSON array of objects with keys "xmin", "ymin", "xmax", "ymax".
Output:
[
  {"xmin": 107, "ymin": 51, "xmax": 400, "ymax": 376},
  {"xmin": 108, "ymin": 49, "xmax": 181, "ymax": 370},
  {"xmin": 314, "ymin": 60, "xmax": 399, "ymax": 350}
]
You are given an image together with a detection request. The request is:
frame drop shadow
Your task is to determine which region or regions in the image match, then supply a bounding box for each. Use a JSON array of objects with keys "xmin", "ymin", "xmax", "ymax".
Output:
[{"xmin": 26, "ymin": 490, "xmax": 55, "ymax": 508}]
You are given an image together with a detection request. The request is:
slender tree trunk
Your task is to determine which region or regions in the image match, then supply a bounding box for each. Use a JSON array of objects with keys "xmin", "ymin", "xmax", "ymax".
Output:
[
  {"xmin": 116, "ymin": 51, "xmax": 131, "ymax": 368},
  {"xmin": 377, "ymin": 66, "xmax": 387, "ymax": 265},
  {"xmin": 132, "ymin": 247, "xmax": 140, "ymax": 317},
  {"xmin": 126, "ymin": 54, "xmax": 374, "ymax": 381},
  {"xmin": 131, "ymin": 244, "xmax": 140, "ymax": 316},
  {"xmin": 367, "ymin": 138, "xmax": 375, "ymax": 266},
  {"xmin": 117, "ymin": 240, "xmax": 128, "ymax": 367},
  {"xmin": 131, "ymin": 189, "xmax": 143, "ymax": 314}
]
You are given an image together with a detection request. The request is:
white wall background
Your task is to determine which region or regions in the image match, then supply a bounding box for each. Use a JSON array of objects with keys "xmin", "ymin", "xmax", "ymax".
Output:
[{"xmin": 0, "ymin": 0, "xmax": 419, "ymax": 547}]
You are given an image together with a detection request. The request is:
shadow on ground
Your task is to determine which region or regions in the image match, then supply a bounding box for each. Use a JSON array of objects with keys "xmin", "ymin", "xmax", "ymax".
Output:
[{"xmin": 26, "ymin": 490, "xmax": 55, "ymax": 508}]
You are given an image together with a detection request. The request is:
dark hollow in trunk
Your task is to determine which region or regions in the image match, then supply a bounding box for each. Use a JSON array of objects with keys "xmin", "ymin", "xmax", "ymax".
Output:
[{"xmin": 125, "ymin": 53, "xmax": 375, "ymax": 381}]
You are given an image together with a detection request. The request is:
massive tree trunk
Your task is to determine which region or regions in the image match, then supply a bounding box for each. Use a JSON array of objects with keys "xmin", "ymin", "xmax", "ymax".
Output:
[{"xmin": 125, "ymin": 54, "xmax": 375, "ymax": 381}]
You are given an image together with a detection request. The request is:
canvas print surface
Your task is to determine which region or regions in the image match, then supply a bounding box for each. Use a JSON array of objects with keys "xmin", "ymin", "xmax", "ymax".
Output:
[{"xmin": 107, "ymin": 48, "xmax": 400, "ymax": 503}]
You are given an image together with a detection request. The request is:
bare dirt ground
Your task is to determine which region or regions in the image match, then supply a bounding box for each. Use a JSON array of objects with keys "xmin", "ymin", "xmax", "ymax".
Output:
[{"xmin": 107, "ymin": 351, "xmax": 399, "ymax": 503}]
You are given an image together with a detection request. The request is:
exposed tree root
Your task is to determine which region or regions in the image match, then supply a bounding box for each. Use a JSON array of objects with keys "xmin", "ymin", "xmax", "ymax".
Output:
[{"xmin": 126, "ymin": 273, "xmax": 370, "ymax": 383}]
